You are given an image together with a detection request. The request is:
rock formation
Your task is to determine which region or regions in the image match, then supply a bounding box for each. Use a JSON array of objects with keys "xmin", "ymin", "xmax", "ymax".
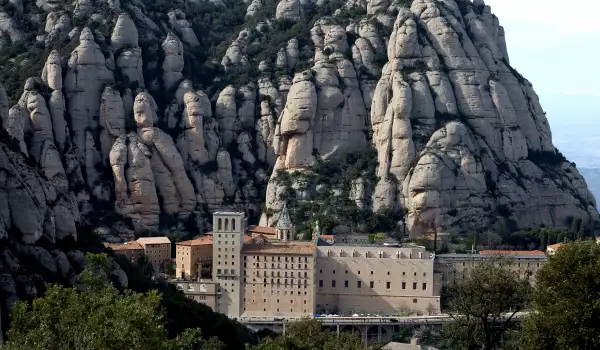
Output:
[{"xmin": 0, "ymin": 0, "xmax": 595, "ymax": 241}]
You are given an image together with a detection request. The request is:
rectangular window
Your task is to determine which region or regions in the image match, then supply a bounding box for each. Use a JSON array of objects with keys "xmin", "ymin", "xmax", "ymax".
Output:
[
  {"xmin": 344, "ymin": 280, "xmax": 348, "ymax": 288},
  {"xmin": 357, "ymin": 281, "xmax": 361, "ymax": 288},
  {"xmin": 319, "ymin": 280, "xmax": 323, "ymax": 287},
  {"xmin": 370, "ymin": 281, "xmax": 374, "ymax": 288},
  {"xmin": 386, "ymin": 282, "xmax": 391, "ymax": 289},
  {"xmin": 402, "ymin": 282, "xmax": 406, "ymax": 290},
  {"xmin": 332, "ymin": 280, "xmax": 336, "ymax": 288},
  {"xmin": 422, "ymin": 283, "xmax": 427, "ymax": 290},
  {"xmin": 413, "ymin": 282, "xmax": 417, "ymax": 290},
  {"xmin": 413, "ymin": 298, "xmax": 417, "ymax": 304}
]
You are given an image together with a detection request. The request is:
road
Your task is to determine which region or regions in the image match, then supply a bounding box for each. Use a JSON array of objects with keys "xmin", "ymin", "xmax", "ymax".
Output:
[{"xmin": 240, "ymin": 312, "xmax": 529, "ymax": 326}]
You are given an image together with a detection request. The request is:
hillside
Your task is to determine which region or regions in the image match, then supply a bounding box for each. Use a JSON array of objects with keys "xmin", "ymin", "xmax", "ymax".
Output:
[{"xmin": 0, "ymin": 0, "xmax": 596, "ymax": 241}]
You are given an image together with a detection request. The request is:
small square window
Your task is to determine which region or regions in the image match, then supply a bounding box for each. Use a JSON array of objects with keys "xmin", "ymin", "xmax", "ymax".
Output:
[{"xmin": 413, "ymin": 298, "xmax": 417, "ymax": 304}]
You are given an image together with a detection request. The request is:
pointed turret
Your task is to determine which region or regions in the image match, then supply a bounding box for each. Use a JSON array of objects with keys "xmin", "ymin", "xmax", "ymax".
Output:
[{"xmin": 275, "ymin": 204, "xmax": 294, "ymax": 241}]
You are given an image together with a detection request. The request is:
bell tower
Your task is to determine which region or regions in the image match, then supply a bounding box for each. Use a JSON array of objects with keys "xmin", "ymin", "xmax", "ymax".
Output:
[
  {"xmin": 275, "ymin": 204, "xmax": 294, "ymax": 241},
  {"xmin": 212, "ymin": 211, "xmax": 246, "ymax": 318}
]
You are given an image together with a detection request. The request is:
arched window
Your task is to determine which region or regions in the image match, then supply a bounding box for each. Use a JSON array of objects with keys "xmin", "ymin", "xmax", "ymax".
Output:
[
  {"xmin": 232, "ymin": 218, "xmax": 236, "ymax": 231},
  {"xmin": 218, "ymin": 218, "xmax": 222, "ymax": 230},
  {"xmin": 225, "ymin": 218, "xmax": 229, "ymax": 231}
]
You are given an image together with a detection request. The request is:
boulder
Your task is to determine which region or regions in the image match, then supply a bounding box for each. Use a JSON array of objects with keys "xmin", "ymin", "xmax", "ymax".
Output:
[
  {"xmin": 111, "ymin": 13, "xmax": 138, "ymax": 50},
  {"xmin": 162, "ymin": 32, "xmax": 184, "ymax": 91}
]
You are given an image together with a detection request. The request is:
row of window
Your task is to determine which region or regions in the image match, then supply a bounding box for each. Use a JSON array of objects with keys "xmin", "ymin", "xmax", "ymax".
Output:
[
  {"xmin": 246, "ymin": 307, "xmax": 310, "ymax": 313},
  {"xmin": 248, "ymin": 271, "xmax": 308, "ymax": 278},
  {"xmin": 246, "ymin": 298, "xmax": 308, "ymax": 305},
  {"xmin": 216, "ymin": 217, "xmax": 237, "ymax": 231},
  {"xmin": 245, "ymin": 256, "xmax": 309, "ymax": 263},
  {"xmin": 247, "ymin": 263, "xmax": 308, "ymax": 269},
  {"xmin": 319, "ymin": 269, "xmax": 427, "ymax": 277},
  {"xmin": 246, "ymin": 290, "xmax": 308, "ymax": 296},
  {"xmin": 318, "ymin": 280, "xmax": 427, "ymax": 290},
  {"xmin": 217, "ymin": 247, "xmax": 236, "ymax": 252},
  {"xmin": 244, "ymin": 278, "xmax": 308, "ymax": 286}
]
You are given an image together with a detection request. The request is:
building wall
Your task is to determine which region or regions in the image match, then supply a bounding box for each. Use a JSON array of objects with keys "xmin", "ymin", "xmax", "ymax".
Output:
[
  {"xmin": 112, "ymin": 249, "xmax": 144, "ymax": 265},
  {"xmin": 241, "ymin": 253, "xmax": 316, "ymax": 318},
  {"xmin": 142, "ymin": 243, "xmax": 171, "ymax": 270},
  {"xmin": 176, "ymin": 244, "xmax": 213, "ymax": 279},
  {"xmin": 174, "ymin": 281, "xmax": 217, "ymax": 310},
  {"xmin": 212, "ymin": 212, "xmax": 246, "ymax": 318},
  {"xmin": 436, "ymin": 254, "xmax": 547, "ymax": 286},
  {"xmin": 315, "ymin": 246, "xmax": 441, "ymax": 315}
]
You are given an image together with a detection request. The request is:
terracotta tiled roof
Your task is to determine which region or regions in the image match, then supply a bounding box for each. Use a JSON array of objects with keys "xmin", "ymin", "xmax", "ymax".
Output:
[
  {"xmin": 136, "ymin": 237, "xmax": 171, "ymax": 245},
  {"xmin": 247, "ymin": 225, "xmax": 276, "ymax": 235},
  {"xmin": 242, "ymin": 236, "xmax": 316, "ymax": 255},
  {"xmin": 176, "ymin": 237, "xmax": 213, "ymax": 246},
  {"xmin": 104, "ymin": 241, "xmax": 144, "ymax": 251},
  {"xmin": 546, "ymin": 243, "xmax": 564, "ymax": 250},
  {"xmin": 176, "ymin": 235, "xmax": 252, "ymax": 245},
  {"xmin": 312, "ymin": 234, "xmax": 334, "ymax": 240},
  {"xmin": 479, "ymin": 250, "xmax": 545, "ymax": 256}
]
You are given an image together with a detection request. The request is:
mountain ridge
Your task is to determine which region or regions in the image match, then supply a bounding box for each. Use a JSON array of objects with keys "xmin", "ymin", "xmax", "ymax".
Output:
[{"xmin": 0, "ymin": 0, "xmax": 596, "ymax": 242}]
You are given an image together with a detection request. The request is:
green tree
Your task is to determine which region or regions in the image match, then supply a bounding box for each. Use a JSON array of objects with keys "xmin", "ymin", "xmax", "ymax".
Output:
[
  {"xmin": 442, "ymin": 258, "xmax": 532, "ymax": 350},
  {"xmin": 1, "ymin": 253, "xmax": 208, "ymax": 350},
  {"xmin": 164, "ymin": 261, "xmax": 176, "ymax": 276},
  {"xmin": 521, "ymin": 241, "xmax": 600, "ymax": 349},
  {"xmin": 253, "ymin": 319, "xmax": 366, "ymax": 350}
]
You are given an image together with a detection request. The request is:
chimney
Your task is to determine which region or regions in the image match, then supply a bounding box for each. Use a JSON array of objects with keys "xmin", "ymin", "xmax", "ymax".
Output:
[{"xmin": 410, "ymin": 338, "xmax": 421, "ymax": 346}]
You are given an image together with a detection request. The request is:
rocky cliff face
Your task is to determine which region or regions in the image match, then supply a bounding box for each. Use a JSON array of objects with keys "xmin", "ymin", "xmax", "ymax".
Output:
[
  {"xmin": 0, "ymin": 130, "xmax": 127, "ymax": 327},
  {"xmin": 0, "ymin": 0, "xmax": 596, "ymax": 239}
]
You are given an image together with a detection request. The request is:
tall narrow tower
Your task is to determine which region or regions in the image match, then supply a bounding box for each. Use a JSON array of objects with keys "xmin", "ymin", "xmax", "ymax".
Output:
[
  {"xmin": 276, "ymin": 204, "xmax": 294, "ymax": 241},
  {"xmin": 212, "ymin": 211, "xmax": 246, "ymax": 318}
]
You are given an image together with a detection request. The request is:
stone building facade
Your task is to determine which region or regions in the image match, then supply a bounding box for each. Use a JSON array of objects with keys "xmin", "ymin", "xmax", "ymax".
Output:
[
  {"xmin": 175, "ymin": 236, "xmax": 213, "ymax": 279},
  {"xmin": 241, "ymin": 237, "xmax": 317, "ymax": 318},
  {"xmin": 316, "ymin": 246, "xmax": 441, "ymax": 315},
  {"xmin": 104, "ymin": 241, "xmax": 145, "ymax": 264},
  {"xmin": 436, "ymin": 250, "xmax": 547, "ymax": 285},
  {"xmin": 173, "ymin": 280, "xmax": 218, "ymax": 310},
  {"xmin": 136, "ymin": 237, "xmax": 172, "ymax": 271},
  {"xmin": 174, "ymin": 211, "xmax": 549, "ymax": 320},
  {"xmin": 212, "ymin": 212, "xmax": 247, "ymax": 318}
]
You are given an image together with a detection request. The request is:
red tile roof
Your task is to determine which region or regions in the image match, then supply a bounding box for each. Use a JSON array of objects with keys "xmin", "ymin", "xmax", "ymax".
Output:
[
  {"xmin": 104, "ymin": 241, "xmax": 144, "ymax": 251},
  {"xmin": 546, "ymin": 243, "xmax": 564, "ymax": 250},
  {"xmin": 176, "ymin": 234, "xmax": 253, "ymax": 246},
  {"xmin": 247, "ymin": 225, "xmax": 276, "ymax": 235},
  {"xmin": 176, "ymin": 237, "xmax": 213, "ymax": 246}
]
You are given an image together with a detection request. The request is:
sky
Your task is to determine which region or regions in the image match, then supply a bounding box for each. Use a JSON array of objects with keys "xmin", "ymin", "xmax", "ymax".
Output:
[
  {"xmin": 485, "ymin": 0, "xmax": 600, "ymax": 168},
  {"xmin": 485, "ymin": 0, "xmax": 600, "ymax": 98}
]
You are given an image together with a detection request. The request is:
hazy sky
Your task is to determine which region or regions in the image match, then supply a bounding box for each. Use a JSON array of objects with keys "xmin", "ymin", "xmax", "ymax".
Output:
[{"xmin": 486, "ymin": 0, "xmax": 600, "ymax": 98}]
